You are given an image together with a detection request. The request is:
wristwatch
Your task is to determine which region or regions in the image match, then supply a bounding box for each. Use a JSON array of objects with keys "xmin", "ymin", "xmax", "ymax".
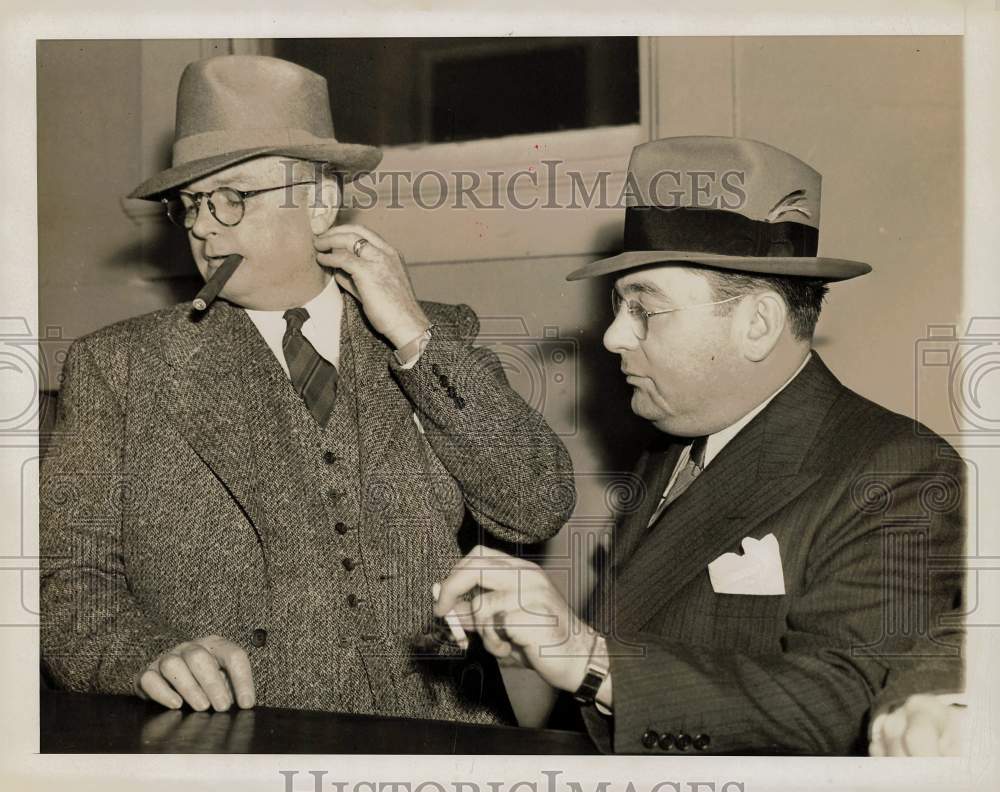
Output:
[{"xmin": 573, "ymin": 634, "xmax": 610, "ymax": 706}]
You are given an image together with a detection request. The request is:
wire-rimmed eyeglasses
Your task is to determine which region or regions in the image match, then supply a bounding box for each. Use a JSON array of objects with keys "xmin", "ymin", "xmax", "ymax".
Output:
[
  {"xmin": 611, "ymin": 289, "xmax": 743, "ymax": 340},
  {"xmin": 162, "ymin": 181, "xmax": 316, "ymax": 229}
]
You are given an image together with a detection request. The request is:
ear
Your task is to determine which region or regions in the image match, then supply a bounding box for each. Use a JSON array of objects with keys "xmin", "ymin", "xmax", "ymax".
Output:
[
  {"xmin": 309, "ymin": 174, "xmax": 341, "ymax": 235},
  {"xmin": 742, "ymin": 291, "xmax": 787, "ymax": 362}
]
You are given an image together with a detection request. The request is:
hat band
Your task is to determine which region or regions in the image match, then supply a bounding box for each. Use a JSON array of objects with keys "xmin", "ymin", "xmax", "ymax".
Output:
[
  {"xmin": 624, "ymin": 206, "xmax": 819, "ymax": 258},
  {"xmin": 172, "ymin": 128, "xmax": 326, "ymax": 165}
]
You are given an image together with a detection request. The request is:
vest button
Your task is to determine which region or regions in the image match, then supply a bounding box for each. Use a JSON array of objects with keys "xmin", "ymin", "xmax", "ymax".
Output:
[
  {"xmin": 342, "ymin": 557, "xmax": 356, "ymax": 571},
  {"xmin": 438, "ymin": 374, "xmax": 450, "ymax": 388},
  {"xmin": 431, "ymin": 364, "xmax": 441, "ymax": 375},
  {"xmin": 323, "ymin": 450, "xmax": 338, "ymax": 464},
  {"xmin": 250, "ymin": 628, "xmax": 267, "ymax": 648},
  {"xmin": 455, "ymin": 397, "xmax": 466, "ymax": 409},
  {"xmin": 334, "ymin": 522, "xmax": 348, "ymax": 534}
]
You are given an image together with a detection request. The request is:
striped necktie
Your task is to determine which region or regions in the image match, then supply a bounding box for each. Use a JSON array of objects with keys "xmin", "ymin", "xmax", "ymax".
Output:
[
  {"xmin": 647, "ymin": 436, "xmax": 708, "ymax": 528},
  {"xmin": 282, "ymin": 307, "xmax": 339, "ymax": 428}
]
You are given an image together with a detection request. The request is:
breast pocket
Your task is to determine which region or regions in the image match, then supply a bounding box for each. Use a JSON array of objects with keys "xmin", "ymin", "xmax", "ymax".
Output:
[{"xmin": 711, "ymin": 593, "xmax": 789, "ymax": 654}]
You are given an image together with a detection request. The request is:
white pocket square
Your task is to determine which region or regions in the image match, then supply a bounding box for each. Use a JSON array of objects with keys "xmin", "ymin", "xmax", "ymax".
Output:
[{"xmin": 707, "ymin": 533, "xmax": 785, "ymax": 595}]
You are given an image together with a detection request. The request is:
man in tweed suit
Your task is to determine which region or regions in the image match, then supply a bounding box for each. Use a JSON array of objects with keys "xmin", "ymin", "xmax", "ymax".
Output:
[
  {"xmin": 40, "ymin": 55, "xmax": 573, "ymax": 722},
  {"xmin": 436, "ymin": 137, "xmax": 965, "ymax": 753}
]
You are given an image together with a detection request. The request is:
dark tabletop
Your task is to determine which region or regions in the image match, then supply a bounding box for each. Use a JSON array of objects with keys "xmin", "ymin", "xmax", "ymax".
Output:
[{"xmin": 41, "ymin": 690, "xmax": 598, "ymax": 754}]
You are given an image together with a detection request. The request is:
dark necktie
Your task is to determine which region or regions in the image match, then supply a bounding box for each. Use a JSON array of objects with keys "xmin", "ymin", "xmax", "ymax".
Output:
[
  {"xmin": 282, "ymin": 307, "xmax": 339, "ymax": 428},
  {"xmin": 647, "ymin": 436, "xmax": 708, "ymax": 527}
]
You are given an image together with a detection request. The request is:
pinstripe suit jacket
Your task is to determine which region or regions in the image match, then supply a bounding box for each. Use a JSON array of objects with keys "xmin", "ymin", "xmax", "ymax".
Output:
[
  {"xmin": 40, "ymin": 294, "xmax": 574, "ymax": 719},
  {"xmin": 582, "ymin": 353, "xmax": 964, "ymax": 754}
]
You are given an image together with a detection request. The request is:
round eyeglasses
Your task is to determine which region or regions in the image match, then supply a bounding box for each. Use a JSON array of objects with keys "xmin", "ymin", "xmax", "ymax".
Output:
[
  {"xmin": 162, "ymin": 181, "xmax": 316, "ymax": 229},
  {"xmin": 611, "ymin": 289, "xmax": 743, "ymax": 340}
]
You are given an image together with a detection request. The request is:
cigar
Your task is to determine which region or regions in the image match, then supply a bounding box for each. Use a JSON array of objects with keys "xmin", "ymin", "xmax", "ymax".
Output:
[{"xmin": 193, "ymin": 254, "xmax": 243, "ymax": 311}]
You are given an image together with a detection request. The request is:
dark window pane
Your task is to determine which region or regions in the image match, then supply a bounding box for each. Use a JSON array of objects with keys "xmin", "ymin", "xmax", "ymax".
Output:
[{"xmin": 272, "ymin": 37, "xmax": 639, "ymax": 146}]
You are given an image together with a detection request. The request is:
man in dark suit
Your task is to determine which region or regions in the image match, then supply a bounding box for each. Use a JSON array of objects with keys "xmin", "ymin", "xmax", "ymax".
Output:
[
  {"xmin": 435, "ymin": 136, "xmax": 965, "ymax": 753},
  {"xmin": 39, "ymin": 55, "xmax": 574, "ymax": 723}
]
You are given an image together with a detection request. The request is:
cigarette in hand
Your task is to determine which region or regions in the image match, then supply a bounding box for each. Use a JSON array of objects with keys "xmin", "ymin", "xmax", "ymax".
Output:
[
  {"xmin": 193, "ymin": 254, "xmax": 243, "ymax": 311},
  {"xmin": 431, "ymin": 582, "xmax": 469, "ymax": 650}
]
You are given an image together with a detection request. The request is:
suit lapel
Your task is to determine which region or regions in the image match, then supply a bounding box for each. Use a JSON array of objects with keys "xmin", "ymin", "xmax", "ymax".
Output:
[
  {"xmin": 611, "ymin": 354, "xmax": 843, "ymax": 633},
  {"xmin": 152, "ymin": 301, "xmax": 306, "ymax": 548},
  {"xmin": 341, "ymin": 294, "xmax": 414, "ymax": 475}
]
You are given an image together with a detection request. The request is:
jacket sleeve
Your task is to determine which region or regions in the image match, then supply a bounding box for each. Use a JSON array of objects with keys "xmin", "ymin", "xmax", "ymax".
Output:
[
  {"xmin": 40, "ymin": 336, "xmax": 185, "ymax": 694},
  {"xmin": 390, "ymin": 303, "xmax": 575, "ymax": 544},
  {"xmin": 581, "ymin": 438, "xmax": 966, "ymax": 755}
]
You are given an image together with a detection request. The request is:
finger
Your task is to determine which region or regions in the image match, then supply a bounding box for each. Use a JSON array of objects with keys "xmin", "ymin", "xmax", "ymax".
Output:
[
  {"xmin": 182, "ymin": 644, "xmax": 233, "ymax": 711},
  {"xmin": 158, "ymin": 652, "xmax": 212, "ymax": 711},
  {"xmin": 869, "ymin": 711, "xmax": 887, "ymax": 743},
  {"xmin": 881, "ymin": 708, "xmax": 908, "ymax": 757},
  {"xmin": 869, "ymin": 736, "xmax": 886, "ymax": 757},
  {"xmin": 316, "ymin": 250, "xmax": 364, "ymax": 273},
  {"xmin": 901, "ymin": 710, "xmax": 942, "ymax": 756},
  {"xmin": 210, "ymin": 641, "xmax": 256, "ymax": 709},
  {"xmin": 323, "ymin": 224, "xmax": 393, "ymax": 253},
  {"xmin": 435, "ymin": 547, "xmax": 532, "ymax": 615},
  {"xmin": 333, "ymin": 271, "xmax": 361, "ymax": 301},
  {"xmin": 136, "ymin": 667, "xmax": 184, "ymax": 710},
  {"xmin": 314, "ymin": 229, "xmax": 389, "ymax": 259}
]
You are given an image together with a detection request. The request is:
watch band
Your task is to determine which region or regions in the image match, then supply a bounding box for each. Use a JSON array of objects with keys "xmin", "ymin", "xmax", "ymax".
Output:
[{"xmin": 573, "ymin": 635, "xmax": 610, "ymax": 706}]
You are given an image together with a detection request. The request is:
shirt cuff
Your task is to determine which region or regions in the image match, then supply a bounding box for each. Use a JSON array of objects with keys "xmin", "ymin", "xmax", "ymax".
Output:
[{"xmin": 394, "ymin": 327, "xmax": 432, "ymax": 369}]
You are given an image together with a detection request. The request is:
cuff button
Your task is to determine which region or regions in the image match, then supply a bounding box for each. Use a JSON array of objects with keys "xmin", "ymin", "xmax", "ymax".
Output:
[{"xmin": 640, "ymin": 729, "xmax": 659, "ymax": 749}]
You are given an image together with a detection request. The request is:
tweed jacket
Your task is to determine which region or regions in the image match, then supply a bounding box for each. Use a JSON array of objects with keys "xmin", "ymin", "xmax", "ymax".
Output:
[
  {"xmin": 40, "ymin": 294, "xmax": 574, "ymax": 721},
  {"xmin": 581, "ymin": 354, "xmax": 965, "ymax": 754}
]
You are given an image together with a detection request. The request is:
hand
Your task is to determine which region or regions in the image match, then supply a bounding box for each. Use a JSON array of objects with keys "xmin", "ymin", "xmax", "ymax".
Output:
[
  {"xmin": 313, "ymin": 223, "xmax": 430, "ymax": 349},
  {"xmin": 434, "ymin": 545, "xmax": 594, "ymax": 693},
  {"xmin": 133, "ymin": 635, "xmax": 255, "ymax": 712},
  {"xmin": 869, "ymin": 694, "xmax": 965, "ymax": 756}
]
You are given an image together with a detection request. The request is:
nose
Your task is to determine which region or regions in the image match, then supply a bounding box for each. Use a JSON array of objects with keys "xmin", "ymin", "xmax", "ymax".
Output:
[
  {"xmin": 189, "ymin": 197, "xmax": 219, "ymax": 240},
  {"xmin": 603, "ymin": 305, "xmax": 640, "ymax": 354}
]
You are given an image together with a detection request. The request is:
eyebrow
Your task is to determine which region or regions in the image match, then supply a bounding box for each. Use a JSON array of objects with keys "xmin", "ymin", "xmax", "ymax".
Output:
[{"xmin": 619, "ymin": 281, "xmax": 671, "ymax": 301}]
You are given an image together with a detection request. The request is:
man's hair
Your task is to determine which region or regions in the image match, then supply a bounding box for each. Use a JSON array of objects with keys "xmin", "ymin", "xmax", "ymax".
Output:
[{"xmin": 699, "ymin": 268, "xmax": 829, "ymax": 341}]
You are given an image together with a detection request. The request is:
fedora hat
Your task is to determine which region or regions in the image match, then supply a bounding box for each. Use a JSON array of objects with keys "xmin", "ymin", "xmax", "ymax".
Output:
[
  {"xmin": 129, "ymin": 55, "xmax": 383, "ymax": 200},
  {"xmin": 566, "ymin": 136, "xmax": 870, "ymax": 282}
]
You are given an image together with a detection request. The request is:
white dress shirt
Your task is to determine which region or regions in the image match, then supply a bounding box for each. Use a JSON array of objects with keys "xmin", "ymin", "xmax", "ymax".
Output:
[{"xmin": 245, "ymin": 276, "xmax": 343, "ymax": 377}]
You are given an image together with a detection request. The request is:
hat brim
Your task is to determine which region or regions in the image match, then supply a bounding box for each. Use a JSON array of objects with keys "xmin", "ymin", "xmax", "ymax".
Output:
[
  {"xmin": 128, "ymin": 142, "xmax": 383, "ymax": 200},
  {"xmin": 566, "ymin": 250, "xmax": 871, "ymax": 282}
]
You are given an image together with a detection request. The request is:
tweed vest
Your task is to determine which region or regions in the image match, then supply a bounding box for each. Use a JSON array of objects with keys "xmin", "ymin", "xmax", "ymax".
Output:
[{"xmin": 249, "ymin": 298, "xmax": 508, "ymax": 724}]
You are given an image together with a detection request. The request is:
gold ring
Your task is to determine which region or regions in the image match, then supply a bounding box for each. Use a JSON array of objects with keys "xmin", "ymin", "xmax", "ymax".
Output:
[{"xmin": 353, "ymin": 238, "xmax": 369, "ymax": 257}]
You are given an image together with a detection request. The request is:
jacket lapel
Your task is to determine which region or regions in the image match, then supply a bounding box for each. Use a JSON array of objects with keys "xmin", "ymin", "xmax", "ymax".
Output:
[
  {"xmin": 341, "ymin": 294, "xmax": 415, "ymax": 476},
  {"xmin": 611, "ymin": 354, "xmax": 843, "ymax": 633},
  {"xmin": 152, "ymin": 301, "xmax": 305, "ymax": 548}
]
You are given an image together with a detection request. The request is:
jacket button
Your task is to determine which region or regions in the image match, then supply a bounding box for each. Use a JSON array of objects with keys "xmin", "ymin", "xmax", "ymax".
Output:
[
  {"xmin": 323, "ymin": 450, "xmax": 338, "ymax": 464},
  {"xmin": 693, "ymin": 733, "xmax": 711, "ymax": 751},
  {"xmin": 251, "ymin": 628, "xmax": 267, "ymax": 648},
  {"xmin": 640, "ymin": 729, "xmax": 659, "ymax": 749},
  {"xmin": 334, "ymin": 522, "xmax": 348, "ymax": 534},
  {"xmin": 657, "ymin": 733, "xmax": 675, "ymax": 751},
  {"xmin": 342, "ymin": 558, "xmax": 356, "ymax": 571},
  {"xmin": 675, "ymin": 732, "xmax": 692, "ymax": 751},
  {"xmin": 346, "ymin": 593, "xmax": 359, "ymax": 608}
]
